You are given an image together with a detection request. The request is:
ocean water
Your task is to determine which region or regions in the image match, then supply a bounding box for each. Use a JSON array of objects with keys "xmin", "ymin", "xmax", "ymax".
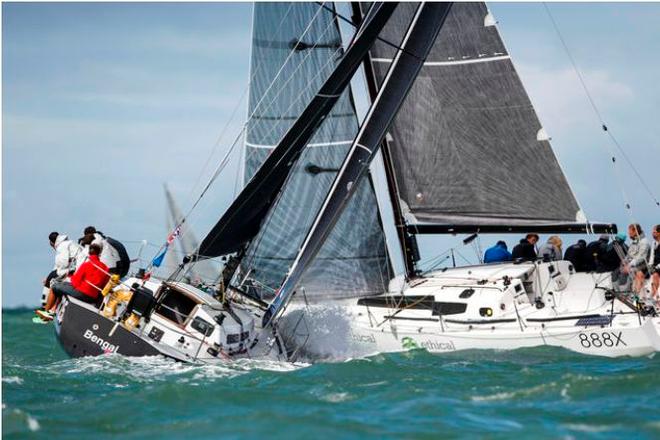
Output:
[{"xmin": 2, "ymin": 308, "xmax": 659, "ymax": 439}]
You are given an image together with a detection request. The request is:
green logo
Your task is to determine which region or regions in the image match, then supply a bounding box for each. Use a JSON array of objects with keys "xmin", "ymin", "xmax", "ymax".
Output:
[{"xmin": 401, "ymin": 337, "xmax": 419, "ymax": 350}]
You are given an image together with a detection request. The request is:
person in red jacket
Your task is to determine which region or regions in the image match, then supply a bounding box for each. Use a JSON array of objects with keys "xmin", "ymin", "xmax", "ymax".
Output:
[{"xmin": 38, "ymin": 244, "xmax": 110, "ymax": 320}]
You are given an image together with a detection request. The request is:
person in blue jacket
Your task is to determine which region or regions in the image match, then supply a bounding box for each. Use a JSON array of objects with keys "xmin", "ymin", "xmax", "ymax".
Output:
[{"xmin": 484, "ymin": 241, "xmax": 512, "ymax": 263}]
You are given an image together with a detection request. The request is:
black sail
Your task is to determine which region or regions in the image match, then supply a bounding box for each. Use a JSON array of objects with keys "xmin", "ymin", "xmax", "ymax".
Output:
[
  {"xmin": 219, "ymin": 3, "xmax": 392, "ymax": 299},
  {"xmin": 366, "ymin": 2, "xmax": 602, "ymax": 232}
]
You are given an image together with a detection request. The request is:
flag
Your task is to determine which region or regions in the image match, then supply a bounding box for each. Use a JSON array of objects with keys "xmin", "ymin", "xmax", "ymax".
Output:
[
  {"xmin": 151, "ymin": 244, "xmax": 169, "ymax": 268},
  {"xmin": 167, "ymin": 224, "xmax": 182, "ymax": 244}
]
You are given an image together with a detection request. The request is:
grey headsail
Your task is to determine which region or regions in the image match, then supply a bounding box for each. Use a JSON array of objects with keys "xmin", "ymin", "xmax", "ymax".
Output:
[
  {"xmin": 263, "ymin": 2, "xmax": 453, "ymax": 326},
  {"xmin": 365, "ymin": 2, "xmax": 612, "ymax": 233},
  {"xmin": 239, "ymin": 2, "xmax": 392, "ymax": 299},
  {"xmin": 195, "ymin": 2, "xmax": 396, "ymax": 260}
]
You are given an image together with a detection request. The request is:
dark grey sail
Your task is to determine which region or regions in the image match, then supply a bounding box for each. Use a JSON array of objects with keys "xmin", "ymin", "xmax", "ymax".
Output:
[
  {"xmin": 365, "ymin": 2, "xmax": 612, "ymax": 233},
  {"xmin": 263, "ymin": 2, "xmax": 453, "ymax": 325},
  {"xmin": 239, "ymin": 2, "xmax": 392, "ymax": 299},
  {"xmin": 196, "ymin": 2, "xmax": 396, "ymax": 260}
]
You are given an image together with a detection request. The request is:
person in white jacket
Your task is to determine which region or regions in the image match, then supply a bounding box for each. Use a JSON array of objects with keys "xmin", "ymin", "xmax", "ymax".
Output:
[
  {"xmin": 49, "ymin": 232, "xmax": 83, "ymax": 280},
  {"xmin": 623, "ymin": 224, "xmax": 651, "ymax": 294},
  {"xmin": 79, "ymin": 226, "xmax": 120, "ymax": 271}
]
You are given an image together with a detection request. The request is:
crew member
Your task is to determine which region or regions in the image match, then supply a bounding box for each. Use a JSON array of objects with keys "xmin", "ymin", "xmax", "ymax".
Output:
[
  {"xmin": 37, "ymin": 244, "xmax": 110, "ymax": 320},
  {"xmin": 483, "ymin": 241, "xmax": 512, "ymax": 263},
  {"xmin": 512, "ymin": 234, "xmax": 539, "ymax": 261},
  {"xmin": 599, "ymin": 233, "xmax": 627, "ymax": 273},
  {"xmin": 622, "ymin": 224, "xmax": 651, "ymax": 294},
  {"xmin": 564, "ymin": 239, "xmax": 587, "ymax": 272},
  {"xmin": 44, "ymin": 232, "xmax": 83, "ymax": 287},
  {"xmin": 538, "ymin": 236, "xmax": 563, "ymax": 261},
  {"xmin": 81, "ymin": 226, "xmax": 130, "ymax": 277},
  {"xmin": 584, "ymin": 234, "xmax": 609, "ymax": 272}
]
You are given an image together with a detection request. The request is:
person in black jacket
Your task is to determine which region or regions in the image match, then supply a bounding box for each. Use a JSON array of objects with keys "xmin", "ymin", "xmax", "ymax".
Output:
[
  {"xmin": 564, "ymin": 239, "xmax": 587, "ymax": 272},
  {"xmin": 598, "ymin": 233, "xmax": 628, "ymax": 273},
  {"xmin": 584, "ymin": 234, "xmax": 609, "ymax": 272},
  {"xmin": 512, "ymin": 234, "xmax": 539, "ymax": 261}
]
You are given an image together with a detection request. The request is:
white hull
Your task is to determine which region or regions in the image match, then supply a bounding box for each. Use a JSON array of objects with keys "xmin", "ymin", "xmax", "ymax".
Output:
[{"xmin": 282, "ymin": 261, "xmax": 660, "ymax": 359}]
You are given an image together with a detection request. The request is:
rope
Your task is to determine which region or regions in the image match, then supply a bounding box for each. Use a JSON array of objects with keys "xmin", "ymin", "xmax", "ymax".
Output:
[{"xmin": 543, "ymin": 3, "xmax": 659, "ymax": 213}]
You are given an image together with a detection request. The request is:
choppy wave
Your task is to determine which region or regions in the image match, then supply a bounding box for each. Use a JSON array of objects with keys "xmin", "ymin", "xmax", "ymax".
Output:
[{"xmin": 3, "ymin": 308, "xmax": 660, "ymax": 438}]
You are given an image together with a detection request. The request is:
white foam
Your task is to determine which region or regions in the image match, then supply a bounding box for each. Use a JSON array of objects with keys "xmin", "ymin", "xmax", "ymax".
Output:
[
  {"xmin": 37, "ymin": 352, "xmax": 307, "ymax": 384},
  {"xmin": 563, "ymin": 423, "xmax": 618, "ymax": 433},
  {"xmin": 471, "ymin": 382, "xmax": 558, "ymax": 402},
  {"xmin": 320, "ymin": 392, "xmax": 352, "ymax": 403},
  {"xmin": 2, "ymin": 376, "xmax": 23, "ymax": 385},
  {"xmin": 26, "ymin": 414, "xmax": 40, "ymax": 432}
]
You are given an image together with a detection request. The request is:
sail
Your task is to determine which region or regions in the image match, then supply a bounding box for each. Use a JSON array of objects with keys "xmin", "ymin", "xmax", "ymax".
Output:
[
  {"xmin": 263, "ymin": 2, "xmax": 453, "ymax": 325},
  {"xmin": 196, "ymin": 2, "xmax": 396, "ymax": 260},
  {"xmin": 366, "ymin": 2, "xmax": 588, "ymax": 230},
  {"xmin": 239, "ymin": 2, "xmax": 392, "ymax": 299},
  {"xmin": 164, "ymin": 185, "xmax": 219, "ymax": 283}
]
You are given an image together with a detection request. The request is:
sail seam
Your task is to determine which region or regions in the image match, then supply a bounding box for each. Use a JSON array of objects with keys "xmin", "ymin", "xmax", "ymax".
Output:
[
  {"xmin": 245, "ymin": 140, "xmax": 354, "ymax": 149},
  {"xmin": 372, "ymin": 54, "xmax": 510, "ymax": 66}
]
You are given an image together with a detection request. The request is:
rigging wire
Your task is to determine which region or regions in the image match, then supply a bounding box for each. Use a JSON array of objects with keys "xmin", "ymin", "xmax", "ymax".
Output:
[
  {"xmin": 183, "ymin": 2, "xmax": 297, "ymax": 208},
  {"xmin": 314, "ymin": 1, "xmax": 423, "ymax": 61},
  {"xmin": 154, "ymin": 2, "xmax": 332, "ymax": 269},
  {"xmin": 543, "ymin": 3, "xmax": 659, "ymax": 212},
  {"xmin": 238, "ymin": 24, "xmax": 350, "ymax": 280}
]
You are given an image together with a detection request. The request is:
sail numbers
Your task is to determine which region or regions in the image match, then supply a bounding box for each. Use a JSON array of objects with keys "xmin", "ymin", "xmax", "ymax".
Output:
[{"xmin": 578, "ymin": 332, "xmax": 626, "ymax": 348}]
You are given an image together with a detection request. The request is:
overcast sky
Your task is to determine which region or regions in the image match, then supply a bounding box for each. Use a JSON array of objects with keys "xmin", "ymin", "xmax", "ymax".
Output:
[{"xmin": 3, "ymin": 2, "xmax": 659, "ymax": 308}]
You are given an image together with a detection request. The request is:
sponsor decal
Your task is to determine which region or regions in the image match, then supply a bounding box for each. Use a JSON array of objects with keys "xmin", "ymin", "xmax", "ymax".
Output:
[
  {"xmin": 83, "ymin": 329, "xmax": 120, "ymax": 354},
  {"xmin": 419, "ymin": 339, "xmax": 456, "ymax": 352},
  {"xmin": 401, "ymin": 337, "xmax": 456, "ymax": 351},
  {"xmin": 350, "ymin": 332, "xmax": 376, "ymax": 344},
  {"xmin": 401, "ymin": 337, "xmax": 419, "ymax": 350}
]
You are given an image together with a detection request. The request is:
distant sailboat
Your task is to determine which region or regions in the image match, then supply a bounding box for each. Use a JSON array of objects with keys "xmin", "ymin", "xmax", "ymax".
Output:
[{"xmin": 163, "ymin": 184, "xmax": 220, "ymax": 286}]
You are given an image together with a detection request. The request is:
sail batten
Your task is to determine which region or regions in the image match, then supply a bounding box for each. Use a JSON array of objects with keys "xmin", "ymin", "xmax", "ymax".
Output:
[{"xmin": 367, "ymin": 2, "xmax": 586, "ymax": 229}]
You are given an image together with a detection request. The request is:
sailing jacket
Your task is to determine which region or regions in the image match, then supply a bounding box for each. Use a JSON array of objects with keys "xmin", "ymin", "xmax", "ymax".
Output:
[
  {"xmin": 626, "ymin": 234, "xmax": 651, "ymax": 269},
  {"xmin": 564, "ymin": 243, "xmax": 587, "ymax": 272},
  {"xmin": 53, "ymin": 235, "xmax": 84, "ymax": 278},
  {"xmin": 584, "ymin": 238, "xmax": 608, "ymax": 272},
  {"xmin": 70, "ymin": 254, "xmax": 110, "ymax": 298},
  {"xmin": 512, "ymin": 240, "xmax": 536, "ymax": 261},
  {"xmin": 483, "ymin": 244, "xmax": 512, "ymax": 263},
  {"xmin": 598, "ymin": 239, "xmax": 628, "ymax": 273},
  {"xmin": 90, "ymin": 233, "xmax": 130, "ymax": 276},
  {"xmin": 538, "ymin": 242, "xmax": 561, "ymax": 261}
]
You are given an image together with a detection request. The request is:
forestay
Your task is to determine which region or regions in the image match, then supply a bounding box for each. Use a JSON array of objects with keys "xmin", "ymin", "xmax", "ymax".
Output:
[{"xmin": 367, "ymin": 2, "xmax": 591, "ymax": 230}]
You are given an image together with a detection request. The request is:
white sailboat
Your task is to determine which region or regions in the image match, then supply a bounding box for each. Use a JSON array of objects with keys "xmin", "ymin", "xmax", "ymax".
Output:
[{"xmin": 186, "ymin": 2, "xmax": 659, "ymax": 359}]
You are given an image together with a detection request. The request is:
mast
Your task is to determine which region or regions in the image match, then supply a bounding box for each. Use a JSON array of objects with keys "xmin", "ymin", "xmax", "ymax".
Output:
[
  {"xmin": 263, "ymin": 2, "xmax": 453, "ymax": 326},
  {"xmin": 351, "ymin": 2, "xmax": 420, "ymax": 280}
]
